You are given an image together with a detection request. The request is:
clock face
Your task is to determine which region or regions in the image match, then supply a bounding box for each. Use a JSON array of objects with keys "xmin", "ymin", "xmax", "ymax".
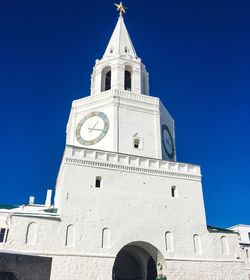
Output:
[
  {"xmin": 162, "ymin": 124, "xmax": 175, "ymax": 160},
  {"xmin": 76, "ymin": 112, "xmax": 109, "ymax": 146}
]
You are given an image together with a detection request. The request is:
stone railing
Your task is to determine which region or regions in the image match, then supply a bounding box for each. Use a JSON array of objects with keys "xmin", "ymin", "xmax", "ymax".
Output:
[
  {"xmin": 73, "ymin": 89, "xmax": 159, "ymax": 108},
  {"xmin": 65, "ymin": 146, "xmax": 201, "ymax": 180}
]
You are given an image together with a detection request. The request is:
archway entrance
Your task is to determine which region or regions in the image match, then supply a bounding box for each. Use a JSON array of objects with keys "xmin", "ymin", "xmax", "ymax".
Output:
[{"xmin": 112, "ymin": 242, "xmax": 162, "ymax": 280}]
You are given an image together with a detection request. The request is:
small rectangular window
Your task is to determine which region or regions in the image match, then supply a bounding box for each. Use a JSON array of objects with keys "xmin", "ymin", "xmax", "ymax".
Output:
[
  {"xmin": 248, "ymin": 232, "xmax": 250, "ymax": 242},
  {"xmin": 0, "ymin": 228, "xmax": 6, "ymax": 243},
  {"xmin": 95, "ymin": 177, "xmax": 102, "ymax": 188}
]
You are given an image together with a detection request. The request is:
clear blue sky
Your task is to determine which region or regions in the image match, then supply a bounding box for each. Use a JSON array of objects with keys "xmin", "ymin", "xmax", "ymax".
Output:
[{"xmin": 0, "ymin": 0, "xmax": 249, "ymax": 228}]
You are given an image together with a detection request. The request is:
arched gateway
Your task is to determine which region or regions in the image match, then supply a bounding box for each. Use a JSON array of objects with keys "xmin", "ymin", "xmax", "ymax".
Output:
[{"xmin": 112, "ymin": 242, "xmax": 165, "ymax": 280}]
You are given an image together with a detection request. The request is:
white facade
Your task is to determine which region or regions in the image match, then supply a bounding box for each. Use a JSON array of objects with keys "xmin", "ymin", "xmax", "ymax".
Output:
[
  {"xmin": 230, "ymin": 225, "xmax": 250, "ymax": 245},
  {"xmin": 0, "ymin": 11, "xmax": 248, "ymax": 280}
]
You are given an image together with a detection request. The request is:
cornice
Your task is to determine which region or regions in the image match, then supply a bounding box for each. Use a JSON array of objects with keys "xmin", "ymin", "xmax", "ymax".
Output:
[{"xmin": 64, "ymin": 146, "xmax": 201, "ymax": 181}]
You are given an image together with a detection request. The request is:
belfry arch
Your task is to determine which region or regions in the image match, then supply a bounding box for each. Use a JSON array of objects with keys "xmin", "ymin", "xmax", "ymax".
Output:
[{"xmin": 112, "ymin": 241, "xmax": 165, "ymax": 280}]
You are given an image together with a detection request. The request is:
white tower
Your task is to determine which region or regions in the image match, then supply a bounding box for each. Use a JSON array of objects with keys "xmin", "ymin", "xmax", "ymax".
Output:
[
  {"xmin": 1, "ymin": 4, "xmax": 245, "ymax": 280},
  {"xmin": 65, "ymin": 12, "xmax": 176, "ymax": 161}
]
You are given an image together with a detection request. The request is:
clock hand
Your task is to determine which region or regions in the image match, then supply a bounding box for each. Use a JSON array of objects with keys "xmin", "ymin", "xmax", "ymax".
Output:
[
  {"xmin": 89, "ymin": 121, "xmax": 99, "ymax": 133},
  {"xmin": 165, "ymin": 138, "xmax": 173, "ymax": 149},
  {"xmin": 88, "ymin": 128, "xmax": 105, "ymax": 132}
]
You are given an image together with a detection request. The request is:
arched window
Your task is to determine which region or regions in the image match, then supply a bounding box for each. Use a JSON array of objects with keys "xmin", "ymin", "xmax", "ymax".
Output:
[
  {"xmin": 124, "ymin": 66, "xmax": 132, "ymax": 91},
  {"xmin": 101, "ymin": 228, "xmax": 110, "ymax": 249},
  {"xmin": 165, "ymin": 231, "xmax": 173, "ymax": 252},
  {"xmin": 95, "ymin": 176, "xmax": 102, "ymax": 188},
  {"xmin": 221, "ymin": 236, "xmax": 229, "ymax": 255},
  {"xmin": 25, "ymin": 222, "xmax": 38, "ymax": 245},
  {"xmin": 101, "ymin": 67, "xmax": 111, "ymax": 92},
  {"xmin": 193, "ymin": 234, "xmax": 202, "ymax": 255},
  {"xmin": 66, "ymin": 225, "xmax": 75, "ymax": 247},
  {"xmin": 171, "ymin": 186, "xmax": 177, "ymax": 198}
]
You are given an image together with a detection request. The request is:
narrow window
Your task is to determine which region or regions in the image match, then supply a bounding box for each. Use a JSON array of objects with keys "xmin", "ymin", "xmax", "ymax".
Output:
[
  {"xmin": 246, "ymin": 249, "xmax": 249, "ymax": 261},
  {"xmin": 66, "ymin": 225, "xmax": 75, "ymax": 247},
  {"xmin": 101, "ymin": 228, "xmax": 110, "ymax": 249},
  {"xmin": 193, "ymin": 234, "xmax": 202, "ymax": 254},
  {"xmin": 221, "ymin": 236, "xmax": 229, "ymax": 255},
  {"xmin": 0, "ymin": 228, "xmax": 6, "ymax": 243},
  {"xmin": 95, "ymin": 176, "xmax": 102, "ymax": 188},
  {"xmin": 105, "ymin": 71, "xmax": 111, "ymax": 91},
  {"xmin": 165, "ymin": 231, "xmax": 173, "ymax": 252},
  {"xmin": 124, "ymin": 70, "xmax": 131, "ymax": 91},
  {"xmin": 171, "ymin": 186, "xmax": 177, "ymax": 198},
  {"xmin": 134, "ymin": 138, "xmax": 140, "ymax": 149},
  {"xmin": 110, "ymin": 48, "xmax": 114, "ymax": 54},
  {"xmin": 101, "ymin": 67, "xmax": 111, "ymax": 92},
  {"xmin": 248, "ymin": 232, "xmax": 250, "ymax": 242},
  {"xmin": 125, "ymin": 47, "xmax": 128, "ymax": 53},
  {"xmin": 25, "ymin": 223, "xmax": 38, "ymax": 245}
]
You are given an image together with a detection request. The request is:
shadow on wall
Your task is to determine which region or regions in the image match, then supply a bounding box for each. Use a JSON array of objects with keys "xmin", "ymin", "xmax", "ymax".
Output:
[{"xmin": 0, "ymin": 253, "xmax": 52, "ymax": 280}]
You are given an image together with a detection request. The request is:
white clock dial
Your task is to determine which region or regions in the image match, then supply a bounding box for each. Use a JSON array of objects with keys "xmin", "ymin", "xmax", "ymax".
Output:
[{"xmin": 76, "ymin": 112, "xmax": 109, "ymax": 146}]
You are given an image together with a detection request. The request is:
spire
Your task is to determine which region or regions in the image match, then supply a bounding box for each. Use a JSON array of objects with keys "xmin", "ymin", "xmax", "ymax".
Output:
[{"xmin": 103, "ymin": 14, "xmax": 137, "ymax": 58}]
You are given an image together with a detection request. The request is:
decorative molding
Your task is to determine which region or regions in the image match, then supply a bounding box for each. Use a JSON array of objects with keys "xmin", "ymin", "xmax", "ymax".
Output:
[
  {"xmin": 73, "ymin": 89, "xmax": 159, "ymax": 108},
  {"xmin": 64, "ymin": 146, "xmax": 201, "ymax": 181},
  {"xmin": 0, "ymin": 250, "xmax": 243, "ymax": 264}
]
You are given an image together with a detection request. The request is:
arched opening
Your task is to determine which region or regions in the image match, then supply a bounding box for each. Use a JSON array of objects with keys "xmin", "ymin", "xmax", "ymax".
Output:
[
  {"xmin": 193, "ymin": 234, "xmax": 202, "ymax": 255},
  {"xmin": 112, "ymin": 241, "xmax": 166, "ymax": 280},
  {"xmin": 25, "ymin": 222, "xmax": 38, "ymax": 245},
  {"xmin": 65, "ymin": 224, "xmax": 75, "ymax": 247},
  {"xmin": 101, "ymin": 67, "xmax": 112, "ymax": 92},
  {"xmin": 101, "ymin": 228, "xmax": 110, "ymax": 249},
  {"xmin": 124, "ymin": 66, "xmax": 132, "ymax": 91}
]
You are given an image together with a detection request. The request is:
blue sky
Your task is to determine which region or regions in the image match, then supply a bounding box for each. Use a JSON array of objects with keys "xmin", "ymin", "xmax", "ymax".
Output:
[{"xmin": 0, "ymin": 0, "xmax": 249, "ymax": 228}]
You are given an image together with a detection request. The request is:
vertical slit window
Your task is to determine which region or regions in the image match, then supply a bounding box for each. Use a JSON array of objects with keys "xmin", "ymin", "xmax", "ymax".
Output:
[
  {"xmin": 96, "ymin": 177, "xmax": 102, "ymax": 188},
  {"xmin": 171, "ymin": 186, "xmax": 177, "ymax": 198},
  {"xmin": 0, "ymin": 228, "xmax": 6, "ymax": 243},
  {"xmin": 124, "ymin": 70, "xmax": 131, "ymax": 91}
]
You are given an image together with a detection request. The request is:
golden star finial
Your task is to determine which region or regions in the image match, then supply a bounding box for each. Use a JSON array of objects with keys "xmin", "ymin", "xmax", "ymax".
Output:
[{"xmin": 114, "ymin": 2, "xmax": 127, "ymax": 17}]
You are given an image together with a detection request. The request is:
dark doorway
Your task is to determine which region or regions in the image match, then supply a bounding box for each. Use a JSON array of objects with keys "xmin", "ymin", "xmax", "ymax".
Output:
[{"xmin": 112, "ymin": 248, "xmax": 143, "ymax": 280}]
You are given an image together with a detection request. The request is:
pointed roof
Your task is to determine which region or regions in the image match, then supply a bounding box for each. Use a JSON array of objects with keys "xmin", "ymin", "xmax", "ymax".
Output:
[{"xmin": 103, "ymin": 16, "xmax": 137, "ymax": 58}]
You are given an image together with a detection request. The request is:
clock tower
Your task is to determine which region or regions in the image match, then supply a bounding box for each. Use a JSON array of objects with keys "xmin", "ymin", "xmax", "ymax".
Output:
[
  {"xmin": 1, "ymin": 4, "xmax": 246, "ymax": 280},
  {"xmin": 65, "ymin": 13, "xmax": 176, "ymax": 161}
]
